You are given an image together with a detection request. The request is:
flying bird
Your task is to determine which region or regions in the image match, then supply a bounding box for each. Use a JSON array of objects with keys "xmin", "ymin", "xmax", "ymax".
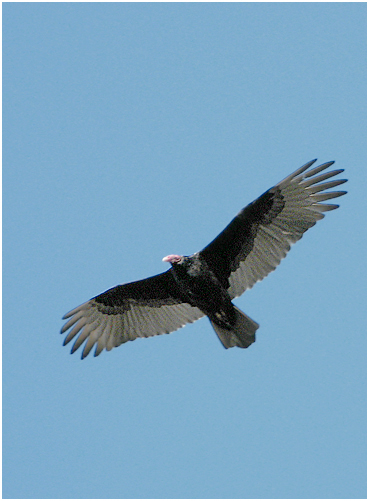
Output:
[{"xmin": 61, "ymin": 160, "xmax": 347, "ymax": 359}]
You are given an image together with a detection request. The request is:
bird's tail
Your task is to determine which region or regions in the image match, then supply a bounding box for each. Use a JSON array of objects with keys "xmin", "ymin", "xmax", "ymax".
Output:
[{"xmin": 210, "ymin": 306, "xmax": 259, "ymax": 349}]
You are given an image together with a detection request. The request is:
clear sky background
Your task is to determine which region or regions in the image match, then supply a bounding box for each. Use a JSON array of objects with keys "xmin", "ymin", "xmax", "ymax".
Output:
[{"xmin": 3, "ymin": 2, "xmax": 366, "ymax": 499}]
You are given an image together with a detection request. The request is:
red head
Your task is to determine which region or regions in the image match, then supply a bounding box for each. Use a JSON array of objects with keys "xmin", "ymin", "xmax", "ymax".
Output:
[{"xmin": 162, "ymin": 254, "xmax": 183, "ymax": 264}]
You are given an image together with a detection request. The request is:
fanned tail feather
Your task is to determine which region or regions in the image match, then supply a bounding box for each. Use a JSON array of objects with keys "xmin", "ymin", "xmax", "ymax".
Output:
[{"xmin": 210, "ymin": 306, "xmax": 259, "ymax": 349}]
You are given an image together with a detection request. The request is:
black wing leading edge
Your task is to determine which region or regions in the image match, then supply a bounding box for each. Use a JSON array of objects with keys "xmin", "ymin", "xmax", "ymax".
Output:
[{"xmin": 200, "ymin": 160, "xmax": 347, "ymax": 298}]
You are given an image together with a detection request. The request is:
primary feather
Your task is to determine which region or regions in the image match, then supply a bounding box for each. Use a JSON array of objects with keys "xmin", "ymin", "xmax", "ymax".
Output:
[{"xmin": 61, "ymin": 160, "xmax": 347, "ymax": 358}]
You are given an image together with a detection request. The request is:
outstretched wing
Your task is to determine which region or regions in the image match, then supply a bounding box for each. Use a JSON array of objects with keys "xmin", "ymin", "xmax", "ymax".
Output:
[
  {"xmin": 61, "ymin": 271, "xmax": 204, "ymax": 358},
  {"xmin": 200, "ymin": 160, "xmax": 347, "ymax": 299}
]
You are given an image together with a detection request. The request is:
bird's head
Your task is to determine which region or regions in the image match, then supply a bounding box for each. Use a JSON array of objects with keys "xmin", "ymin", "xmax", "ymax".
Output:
[{"xmin": 162, "ymin": 254, "xmax": 184, "ymax": 265}]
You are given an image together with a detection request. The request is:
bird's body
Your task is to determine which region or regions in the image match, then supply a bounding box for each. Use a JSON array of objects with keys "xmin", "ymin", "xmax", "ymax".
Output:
[
  {"xmin": 162, "ymin": 253, "xmax": 258, "ymax": 348},
  {"xmin": 166, "ymin": 254, "xmax": 229, "ymax": 316},
  {"xmin": 61, "ymin": 160, "xmax": 347, "ymax": 358}
]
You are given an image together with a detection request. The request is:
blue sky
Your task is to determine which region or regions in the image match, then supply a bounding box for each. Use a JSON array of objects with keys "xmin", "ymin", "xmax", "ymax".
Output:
[{"xmin": 3, "ymin": 2, "xmax": 366, "ymax": 499}]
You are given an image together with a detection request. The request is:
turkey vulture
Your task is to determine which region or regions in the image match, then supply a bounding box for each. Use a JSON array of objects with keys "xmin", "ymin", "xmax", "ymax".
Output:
[{"xmin": 61, "ymin": 160, "xmax": 347, "ymax": 359}]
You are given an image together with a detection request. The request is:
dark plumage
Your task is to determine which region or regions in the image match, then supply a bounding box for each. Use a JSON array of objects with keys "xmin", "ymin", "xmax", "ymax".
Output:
[{"xmin": 61, "ymin": 160, "xmax": 347, "ymax": 358}]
